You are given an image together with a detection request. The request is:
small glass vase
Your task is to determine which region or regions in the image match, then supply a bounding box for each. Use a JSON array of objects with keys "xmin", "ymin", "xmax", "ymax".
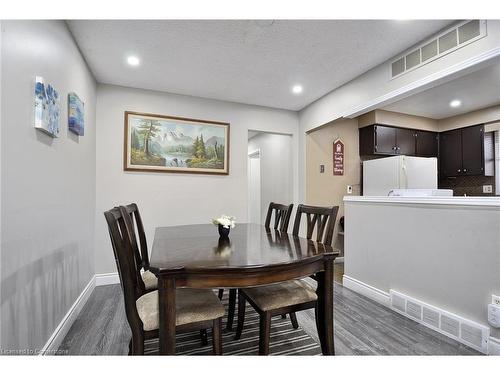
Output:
[{"xmin": 218, "ymin": 224, "xmax": 230, "ymax": 238}]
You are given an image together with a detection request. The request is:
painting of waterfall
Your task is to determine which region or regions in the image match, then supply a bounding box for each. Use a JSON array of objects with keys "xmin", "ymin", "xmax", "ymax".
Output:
[
  {"xmin": 68, "ymin": 92, "xmax": 84, "ymax": 136},
  {"xmin": 34, "ymin": 76, "xmax": 60, "ymax": 137},
  {"xmin": 124, "ymin": 111, "xmax": 230, "ymax": 174}
]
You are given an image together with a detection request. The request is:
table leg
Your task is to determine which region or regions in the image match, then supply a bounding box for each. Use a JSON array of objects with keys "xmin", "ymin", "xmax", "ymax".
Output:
[
  {"xmin": 158, "ymin": 277, "xmax": 176, "ymax": 355},
  {"xmin": 316, "ymin": 260, "xmax": 334, "ymax": 355}
]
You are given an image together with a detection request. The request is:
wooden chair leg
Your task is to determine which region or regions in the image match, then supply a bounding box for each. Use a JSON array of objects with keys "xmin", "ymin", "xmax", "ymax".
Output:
[
  {"xmin": 212, "ymin": 318, "xmax": 222, "ymax": 355},
  {"xmin": 314, "ymin": 305, "xmax": 325, "ymax": 351},
  {"xmin": 226, "ymin": 288, "xmax": 237, "ymax": 330},
  {"xmin": 131, "ymin": 332, "xmax": 144, "ymax": 355},
  {"xmin": 200, "ymin": 329, "xmax": 208, "ymax": 346},
  {"xmin": 128, "ymin": 339, "xmax": 132, "ymax": 355},
  {"xmin": 218, "ymin": 289, "xmax": 224, "ymax": 300},
  {"xmin": 289, "ymin": 312, "xmax": 299, "ymax": 329},
  {"xmin": 235, "ymin": 290, "xmax": 246, "ymax": 340},
  {"xmin": 258, "ymin": 312, "xmax": 272, "ymax": 355}
]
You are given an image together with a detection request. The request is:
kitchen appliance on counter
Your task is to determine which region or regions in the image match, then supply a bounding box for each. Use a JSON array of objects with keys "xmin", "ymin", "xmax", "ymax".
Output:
[
  {"xmin": 363, "ymin": 155, "xmax": 440, "ymax": 196},
  {"xmin": 388, "ymin": 189, "xmax": 453, "ymax": 197}
]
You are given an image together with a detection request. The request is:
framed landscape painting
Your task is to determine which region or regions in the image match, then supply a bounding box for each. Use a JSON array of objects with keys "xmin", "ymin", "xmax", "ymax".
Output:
[{"xmin": 124, "ymin": 111, "xmax": 230, "ymax": 175}]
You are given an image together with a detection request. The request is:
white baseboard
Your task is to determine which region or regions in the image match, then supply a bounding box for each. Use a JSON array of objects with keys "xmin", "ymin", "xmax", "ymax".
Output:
[
  {"xmin": 488, "ymin": 337, "xmax": 500, "ymax": 355},
  {"xmin": 342, "ymin": 274, "xmax": 391, "ymax": 307},
  {"xmin": 40, "ymin": 276, "xmax": 96, "ymax": 355},
  {"xmin": 95, "ymin": 272, "xmax": 120, "ymax": 286},
  {"xmin": 342, "ymin": 274, "xmax": 500, "ymax": 355}
]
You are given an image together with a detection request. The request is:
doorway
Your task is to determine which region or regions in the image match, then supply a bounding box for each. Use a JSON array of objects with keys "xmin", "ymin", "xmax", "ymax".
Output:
[
  {"xmin": 247, "ymin": 130, "xmax": 293, "ymax": 224},
  {"xmin": 248, "ymin": 149, "xmax": 261, "ymax": 224}
]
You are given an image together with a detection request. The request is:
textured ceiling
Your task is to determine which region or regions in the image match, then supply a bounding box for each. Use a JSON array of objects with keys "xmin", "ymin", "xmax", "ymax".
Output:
[
  {"xmin": 384, "ymin": 58, "xmax": 500, "ymax": 119},
  {"xmin": 68, "ymin": 20, "xmax": 454, "ymax": 111}
]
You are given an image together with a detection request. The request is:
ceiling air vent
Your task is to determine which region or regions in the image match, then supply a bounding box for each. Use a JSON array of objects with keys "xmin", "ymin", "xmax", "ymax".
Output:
[
  {"xmin": 391, "ymin": 20, "xmax": 487, "ymax": 79},
  {"xmin": 421, "ymin": 40, "xmax": 438, "ymax": 62}
]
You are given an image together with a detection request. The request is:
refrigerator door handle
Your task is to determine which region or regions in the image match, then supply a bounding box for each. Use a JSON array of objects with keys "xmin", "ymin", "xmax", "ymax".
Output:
[{"xmin": 401, "ymin": 159, "xmax": 408, "ymax": 189}]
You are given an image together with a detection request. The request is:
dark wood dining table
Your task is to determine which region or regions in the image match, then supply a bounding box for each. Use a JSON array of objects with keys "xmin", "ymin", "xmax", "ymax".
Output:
[{"xmin": 148, "ymin": 223, "xmax": 338, "ymax": 355}]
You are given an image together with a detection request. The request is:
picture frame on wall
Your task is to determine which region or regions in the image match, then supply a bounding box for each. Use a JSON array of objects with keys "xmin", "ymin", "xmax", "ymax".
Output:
[
  {"xmin": 68, "ymin": 92, "xmax": 85, "ymax": 136},
  {"xmin": 34, "ymin": 76, "xmax": 60, "ymax": 137},
  {"xmin": 124, "ymin": 111, "xmax": 230, "ymax": 175}
]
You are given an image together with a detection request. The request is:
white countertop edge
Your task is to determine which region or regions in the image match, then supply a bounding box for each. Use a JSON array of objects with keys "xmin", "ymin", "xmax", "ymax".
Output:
[{"xmin": 343, "ymin": 195, "xmax": 500, "ymax": 207}]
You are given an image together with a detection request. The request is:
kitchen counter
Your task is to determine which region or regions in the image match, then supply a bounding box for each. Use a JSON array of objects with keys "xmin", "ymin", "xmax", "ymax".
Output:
[
  {"xmin": 343, "ymin": 195, "xmax": 500, "ymax": 353},
  {"xmin": 343, "ymin": 195, "xmax": 500, "ymax": 207}
]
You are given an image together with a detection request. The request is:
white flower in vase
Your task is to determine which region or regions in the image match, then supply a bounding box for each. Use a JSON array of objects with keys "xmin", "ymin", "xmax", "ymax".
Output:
[{"xmin": 212, "ymin": 215, "xmax": 236, "ymax": 229}]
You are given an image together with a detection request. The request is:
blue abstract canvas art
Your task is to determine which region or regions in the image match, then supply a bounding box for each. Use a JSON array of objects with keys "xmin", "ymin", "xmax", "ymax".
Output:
[
  {"xmin": 34, "ymin": 76, "xmax": 60, "ymax": 137},
  {"xmin": 68, "ymin": 92, "xmax": 84, "ymax": 136}
]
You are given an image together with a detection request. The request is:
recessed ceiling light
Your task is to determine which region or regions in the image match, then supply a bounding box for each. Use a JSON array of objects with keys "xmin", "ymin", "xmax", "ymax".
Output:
[
  {"xmin": 127, "ymin": 55, "xmax": 140, "ymax": 66},
  {"xmin": 450, "ymin": 99, "xmax": 462, "ymax": 108},
  {"xmin": 292, "ymin": 85, "xmax": 303, "ymax": 95}
]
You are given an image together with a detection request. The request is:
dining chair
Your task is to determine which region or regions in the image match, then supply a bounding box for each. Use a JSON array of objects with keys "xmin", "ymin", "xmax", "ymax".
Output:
[
  {"xmin": 221, "ymin": 201, "xmax": 294, "ymax": 331},
  {"xmin": 121, "ymin": 203, "xmax": 157, "ymax": 291},
  {"xmin": 104, "ymin": 206, "xmax": 225, "ymax": 355},
  {"xmin": 264, "ymin": 202, "xmax": 294, "ymax": 231},
  {"xmin": 234, "ymin": 204, "xmax": 339, "ymax": 355}
]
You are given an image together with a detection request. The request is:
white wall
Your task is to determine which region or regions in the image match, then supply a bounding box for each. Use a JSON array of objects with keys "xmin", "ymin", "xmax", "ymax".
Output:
[
  {"xmin": 95, "ymin": 84, "xmax": 299, "ymax": 274},
  {"xmin": 344, "ymin": 197, "xmax": 500, "ymax": 340},
  {"xmin": 248, "ymin": 132, "xmax": 293, "ymax": 224},
  {"xmin": 0, "ymin": 21, "xmax": 97, "ymax": 351}
]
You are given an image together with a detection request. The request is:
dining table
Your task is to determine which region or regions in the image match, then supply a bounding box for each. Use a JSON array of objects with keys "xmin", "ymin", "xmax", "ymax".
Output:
[{"xmin": 148, "ymin": 223, "xmax": 338, "ymax": 355}]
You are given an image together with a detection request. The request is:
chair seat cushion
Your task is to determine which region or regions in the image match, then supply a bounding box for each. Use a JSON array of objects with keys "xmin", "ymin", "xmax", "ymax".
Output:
[
  {"xmin": 243, "ymin": 280, "xmax": 317, "ymax": 311},
  {"xmin": 141, "ymin": 270, "xmax": 157, "ymax": 290},
  {"xmin": 136, "ymin": 289, "xmax": 225, "ymax": 331}
]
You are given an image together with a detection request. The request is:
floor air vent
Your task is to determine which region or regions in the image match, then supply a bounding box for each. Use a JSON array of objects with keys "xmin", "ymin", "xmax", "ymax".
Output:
[
  {"xmin": 391, "ymin": 20, "xmax": 487, "ymax": 79},
  {"xmin": 390, "ymin": 290, "xmax": 489, "ymax": 353},
  {"xmin": 441, "ymin": 315, "xmax": 460, "ymax": 338}
]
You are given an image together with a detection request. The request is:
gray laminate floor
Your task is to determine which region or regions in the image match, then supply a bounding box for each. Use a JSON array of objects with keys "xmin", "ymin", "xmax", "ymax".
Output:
[{"xmin": 58, "ymin": 280, "xmax": 480, "ymax": 355}]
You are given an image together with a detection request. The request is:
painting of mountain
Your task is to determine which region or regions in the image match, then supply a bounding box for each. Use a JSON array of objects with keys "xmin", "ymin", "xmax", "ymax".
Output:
[
  {"xmin": 124, "ymin": 112, "xmax": 230, "ymax": 175},
  {"xmin": 68, "ymin": 92, "xmax": 84, "ymax": 136},
  {"xmin": 34, "ymin": 76, "xmax": 60, "ymax": 137}
]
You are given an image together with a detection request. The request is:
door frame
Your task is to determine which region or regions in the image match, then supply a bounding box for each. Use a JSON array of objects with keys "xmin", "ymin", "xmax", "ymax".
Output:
[{"xmin": 247, "ymin": 149, "xmax": 261, "ymax": 224}]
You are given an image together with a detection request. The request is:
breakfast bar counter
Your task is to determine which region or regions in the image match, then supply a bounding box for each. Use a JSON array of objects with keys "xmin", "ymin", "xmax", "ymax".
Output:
[{"xmin": 342, "ymin": 196, "xmax": 500, "ymax": 353}]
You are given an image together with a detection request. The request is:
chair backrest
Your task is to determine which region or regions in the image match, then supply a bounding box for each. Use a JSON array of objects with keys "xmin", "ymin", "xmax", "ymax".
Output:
[
  {"xmin": 264, "ymin": 202, "xmax": 294, "ymax": 231},
  {"xmin": 292, "ymin": 204, "xmax": 339, "ymax": 246},
  {"xmin": 104, "ymin": 206, "xmax": 145, "ymax": 333},
  {"xmin": 121, "ymin": 203, "xmax": 149, "ymax": 269}
]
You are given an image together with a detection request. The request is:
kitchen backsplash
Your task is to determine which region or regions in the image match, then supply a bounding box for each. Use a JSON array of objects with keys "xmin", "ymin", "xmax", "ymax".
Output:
[{"xmin": 439, "ymin": 175, "xmax": 496, "ymax": 196}]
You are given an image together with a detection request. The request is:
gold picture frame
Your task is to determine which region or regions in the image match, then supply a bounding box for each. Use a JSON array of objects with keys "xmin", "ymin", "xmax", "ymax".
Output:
[{"xmin": 124, "ymin": 111, "xmax": 230, "ymax": 175}]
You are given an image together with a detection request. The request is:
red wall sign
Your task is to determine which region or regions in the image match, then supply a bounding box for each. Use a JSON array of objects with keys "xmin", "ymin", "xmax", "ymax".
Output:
[{"xmin": 333, "ymin": 139, "xmax": 344, "ymax": 176}]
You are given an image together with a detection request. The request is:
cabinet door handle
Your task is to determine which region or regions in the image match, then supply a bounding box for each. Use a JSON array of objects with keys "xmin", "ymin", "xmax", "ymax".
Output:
[
  {"xmin": 463, "ymin": 169, "xmax": 467, "ymax": 172},
  {"xmin": 457, "ymin": 169, "xmax": 461, "ymax": 172}
]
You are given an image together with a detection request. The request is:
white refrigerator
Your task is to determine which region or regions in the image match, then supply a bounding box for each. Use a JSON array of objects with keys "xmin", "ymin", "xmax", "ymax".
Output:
[{"xmin": 362, "ymin": 156, "xmax": 438, "ymax": 196}]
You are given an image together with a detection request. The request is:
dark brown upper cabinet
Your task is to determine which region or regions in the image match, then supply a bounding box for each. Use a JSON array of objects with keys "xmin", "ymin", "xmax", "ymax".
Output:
[
  {"xmin": 359, "ymin": 124, "xmax": 438, "ymax": 157},
  {"xmin": 396, "ymin": 128, "xmax": 416, "ymax": 155},
  {"xmin": 440, "ymin": 124, "xmax": 487, "ymax": 177},
  {"xmin": 415, "ymin": 130, "xmax": 439, "ymax": 157},
  {"xmin": 374, "ymin": 125, "xmax": 397, "ymax": 154}
]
